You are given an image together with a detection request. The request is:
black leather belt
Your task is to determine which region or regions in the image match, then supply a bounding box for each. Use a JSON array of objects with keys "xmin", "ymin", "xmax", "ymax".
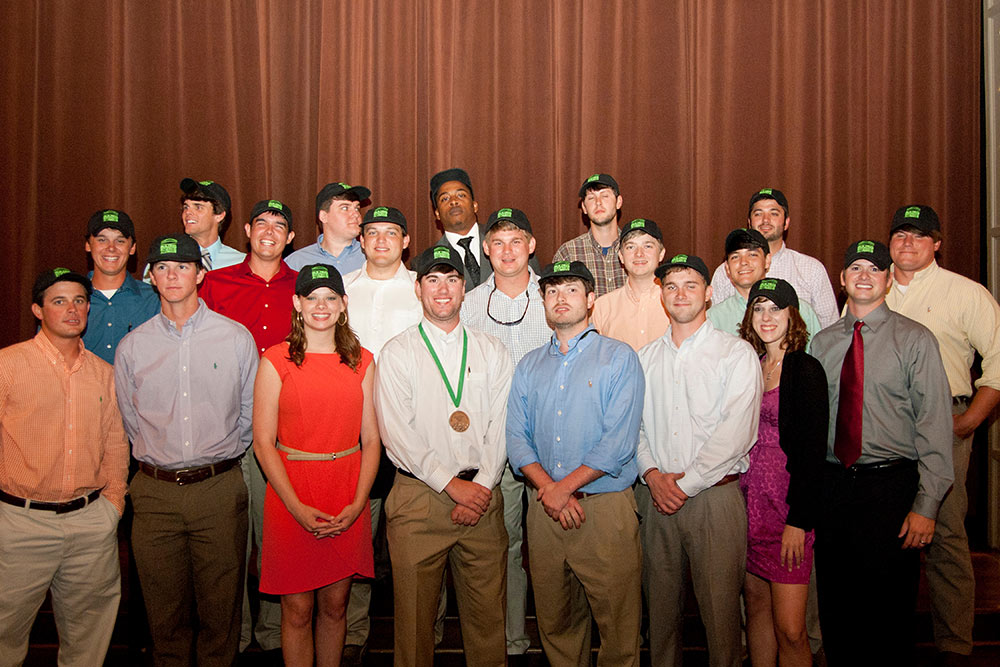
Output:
[
  {"xmin": 397, "ymin": 467, "xmax": 479, "ymax": 482},
  {"xmin": 835, "ymin": 458, "xmax": 916, "ymax": 477},
  {"xmin": 138, "ymin": 455, "xmax": 243, "ymax": 486},
  {"xmin": 0, "ymin": 488, "xmax": 102, "ymax": 514}
]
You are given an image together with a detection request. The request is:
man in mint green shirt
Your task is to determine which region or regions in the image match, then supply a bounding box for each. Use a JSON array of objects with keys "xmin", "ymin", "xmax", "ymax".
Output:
[{"xmin": 708, "ymin": 228, "xmax": 822, "ymax": 346}]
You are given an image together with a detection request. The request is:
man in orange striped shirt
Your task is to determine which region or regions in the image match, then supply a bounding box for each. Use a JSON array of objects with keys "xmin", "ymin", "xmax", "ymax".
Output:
[{"xmin": 0, "ymin": 268, "xmax": 129, "ymax": 666}]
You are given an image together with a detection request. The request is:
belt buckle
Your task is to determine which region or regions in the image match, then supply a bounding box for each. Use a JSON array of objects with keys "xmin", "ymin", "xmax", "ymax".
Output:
[
  {"xmin": 175, "ymin": 467, "xmax": 209, "ymax": 486},
  {"xmin": 54, "ymin": 498, "xmax": 83, "ymax": 514}
]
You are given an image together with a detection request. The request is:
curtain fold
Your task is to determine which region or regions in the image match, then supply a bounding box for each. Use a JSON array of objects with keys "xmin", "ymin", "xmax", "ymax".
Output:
[{"xmin": 0, "ymin": 0, "xmax": 980, "ymax": 347}]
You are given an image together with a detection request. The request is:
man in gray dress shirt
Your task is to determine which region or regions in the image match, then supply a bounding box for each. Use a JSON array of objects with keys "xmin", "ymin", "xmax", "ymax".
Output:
[
  {"xmin": 115, "ymin": 233, "xmax": 258, "ymax": 666},
  {"xmin": 810, "ymin": 240, "xmax": 952, "ymax": 665}
]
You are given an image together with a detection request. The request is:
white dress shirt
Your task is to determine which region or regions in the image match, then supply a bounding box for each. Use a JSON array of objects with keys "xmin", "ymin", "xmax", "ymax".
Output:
[
  {"xmin": 375, "ymin": 319, "xmax": 513, "ymax": 493},
  {"xmin": 710, "ymin": 242, "xmax": 839, "ymax": 327},
  {"xmin": 444, "ymin": 225, "xmax": 482, "ymax": 263},
  {"xmin": 460, "ymin": 269, "xmax": 552, "ymax": 365},
  {"xmin": 636, "ymin": 320, "xmax": 762, "ymax": 497},
  {"xmin": 343, "ymin": 261, "xmax": 423, "ymax": 361}
]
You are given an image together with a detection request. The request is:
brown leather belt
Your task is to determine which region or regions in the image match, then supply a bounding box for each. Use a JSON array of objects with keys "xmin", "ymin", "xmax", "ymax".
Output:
[
  {"xmin": 138, "ymin": 455, "xmax": 243, "ymax": 486},
  {"xmin": 714, "ymin": 473, "xmax": 739, "ymax": 487},
  {"xmin": 0, "ymin": 488, "xmax": 102, "ymax": 514}
]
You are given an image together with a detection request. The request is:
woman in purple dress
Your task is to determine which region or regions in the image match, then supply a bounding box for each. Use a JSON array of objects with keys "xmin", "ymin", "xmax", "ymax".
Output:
[{"xmin": 738, "ymin": 278, "xmax": 828, "ymax": 667}]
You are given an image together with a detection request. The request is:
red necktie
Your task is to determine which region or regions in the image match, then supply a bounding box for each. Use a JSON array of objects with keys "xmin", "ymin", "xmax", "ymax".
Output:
[{"xmin": 834, "ymin": 320, "xmax": 864, "ymax": 467}]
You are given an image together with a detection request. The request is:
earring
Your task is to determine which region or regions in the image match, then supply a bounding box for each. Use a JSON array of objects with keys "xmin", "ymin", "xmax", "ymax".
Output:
[{"xmin": 338, "ymin": 312, "xmax": 348, "ymax": 326}]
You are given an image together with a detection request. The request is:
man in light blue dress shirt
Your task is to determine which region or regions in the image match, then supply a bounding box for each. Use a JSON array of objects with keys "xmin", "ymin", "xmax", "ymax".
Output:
[
  {"xmin": 285, "ymin": 182, "xmax": 370, "ymax": 274},
  {"xmin": 507, "ymin": 260, "xmax": 645, "ymax": 667}
]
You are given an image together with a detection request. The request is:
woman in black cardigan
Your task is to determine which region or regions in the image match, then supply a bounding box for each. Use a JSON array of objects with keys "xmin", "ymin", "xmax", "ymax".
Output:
[{"xmin": 738, "ymin": 278, "xmax": 829, "ymax": 667}]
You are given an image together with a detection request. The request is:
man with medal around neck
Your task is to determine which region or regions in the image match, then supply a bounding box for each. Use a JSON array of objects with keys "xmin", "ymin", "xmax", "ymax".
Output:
[{"xmin": 374, "ymin": 244, "xmax": 513, "ymax": 667}]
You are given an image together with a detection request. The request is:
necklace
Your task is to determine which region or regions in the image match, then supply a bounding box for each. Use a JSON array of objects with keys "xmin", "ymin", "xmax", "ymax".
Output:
[{"xmin": 764, "ymin": 356, "xmax": 783, "ymax": 383}]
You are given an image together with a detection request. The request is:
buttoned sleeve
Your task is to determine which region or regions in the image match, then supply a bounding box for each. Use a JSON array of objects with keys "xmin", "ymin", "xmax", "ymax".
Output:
[
  {"xmin": 505, "ymin": 356, "xmax": 541, "ymax": 474},
  {"xmin": 474, "ymin": 338, "xmax": 514, "ymax": 489},
  {"xmin": 579, "ymin": 345, "xmax": 644, "ymax": 478},
  {"xmin": 374, "ymin": 336, "xmax": 451, "ymax": 493},
  {"xmin": 905, "ymin": 327, "xmax": 955, "ymax": 518},
  {"xmin": 98, "ymin": 368, "xmax": 129, "ymax": 514},
  {"xmin": 113, "ymin": 333, "xmax": 140, "ymax": 443},
  {"xmin": 677, "ymin": 340, "xmax": 763, "ymax": 496},
  {"xmin": 964, "ymin": 283, "xmax": 1000, "ymax": 392},
  {"xmin": 236, "ymin": 329, "xmax": 258, "ymax": 449}
]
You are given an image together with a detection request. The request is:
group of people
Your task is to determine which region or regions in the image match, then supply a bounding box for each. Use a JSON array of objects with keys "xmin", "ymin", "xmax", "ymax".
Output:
[{"xmin": 0, "ymin": 168, "xmax": 997, "ymax": 667}]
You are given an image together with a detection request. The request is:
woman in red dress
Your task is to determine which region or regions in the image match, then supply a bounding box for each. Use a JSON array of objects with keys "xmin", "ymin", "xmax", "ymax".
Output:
[{"xmin": 253, "ymin": 263, "xmax": 380, "ymax": 667}]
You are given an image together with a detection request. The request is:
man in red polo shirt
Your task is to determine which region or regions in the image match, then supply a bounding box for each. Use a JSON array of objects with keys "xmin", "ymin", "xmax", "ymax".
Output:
[{"xmin": 200, "ymin": 198, "xmax": 297, "ymax": 655}]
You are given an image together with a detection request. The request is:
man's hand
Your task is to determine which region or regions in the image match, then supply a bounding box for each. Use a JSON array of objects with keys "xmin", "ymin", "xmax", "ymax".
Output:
[
  {"xmin": 443, "ymin": 478, "xmax": 491, "ymax": 514},
  {"xmin": 645, "ymin": 469, "xmax": 688, "ymax": 514},
  {"xmin": 953, "ymin": 410, "xmax": 978, "ymax": 440},
  {"xmin": 451, "ymin": 504, "xmax": 482, "ymax": 527},
  {"xmin": 899, "ymin": 511, "xmax": 936, "ymax": 549},
  {"xmin": 556, "ymin": 497, "xmax": 586, "ymax": 530},
  {"xmin": 536, "ymin": 480, "xmax": 573, "ymax": 519}
]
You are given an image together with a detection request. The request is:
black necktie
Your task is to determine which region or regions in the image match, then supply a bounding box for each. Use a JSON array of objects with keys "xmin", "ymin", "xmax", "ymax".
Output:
[{"xmin": 456, "ymin": 237, "xmax": 480, "ymax": 285}]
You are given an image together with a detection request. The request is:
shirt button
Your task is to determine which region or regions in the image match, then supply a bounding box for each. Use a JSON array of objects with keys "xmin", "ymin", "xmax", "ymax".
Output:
[
  {"xmin": 264, "ymin": 303, "xmax": 269, "ymax": 308},
  {"xmin": 184, "ymin": 441, "xmax": 190, "ymax": 447},
  {"xmin": 556, "ymin": 462, "xmax": 562, "ymax": 468},
  {"xmin": 106, "ymin": 344, "xmax": 112, "ymax": 349},
  {"xmin": 563, "ymin": 361, "xmax": 568, "ymax": 366},
  {"xmin": 182, "ymin": 366, "xmax": 187, "ymax": 371},
  {"xmin": 557, "ymin": 410, "xmax": 562, "ymax": 416},
  {"xmin": 184, "ymin": 416, "xmax": 189, "ymax": 421},
  {"xmin": 183, "ymin": 392, "xmax": 188, "ymax": 397},
  {"xmin": 107, "ymin": 322, "xmax": 113, "ymax": 327},
  {"xmin": 263, "ymin": 325, "xmax": 268, "ymax": 330},
  {"xmin": 559, "ymin": 385, "xmax": 564, "ymax": 390},
  {"xmin": 556, "ymin": 436, "xmax": 561, "ymax": 442},
  {"xmin": 260, "ymin": 347, "xmax": 266, "ymax": 353}
]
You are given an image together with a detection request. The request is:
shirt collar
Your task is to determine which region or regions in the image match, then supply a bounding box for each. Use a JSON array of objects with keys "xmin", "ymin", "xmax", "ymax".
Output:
[
  {"xmin": 315, "ymin": 235, "xmax": 361, "ymax": 260},
  {"xmin": 547, "ymin": 324, "xmax": 597, "ymax": 357},
  {"xmin": 444, "ymin": 224, "xmax": 481, "ymax": 250},
  {"xmin": 238, "ymin": 257, "xmax": 295, "ymax": 282},
  {"xmin": 664, "ymin": 318, "xmax": 713, "ymax": 352},
  {"xmin": 770, "ymin": 241, "xmax": 788, "ymax": 259},
  {"xmin": 588, "ymin": 229, "xmax": 620, "ymax": 252},
  {"xmin": 32, "ymin": 330, "xmax": 86, "ymax": 373},
  {"xmin": 87, "ymin": 270, "xmax": 144, "ymax": 295},
  {"xmin": 421, "ymin": 317, "xmax": 464, "ymax": 346},
  {"xmin": 892, "ymin": 258, "xmax": 939, "ymax": 286},
  {"xmin": 156, "ymin": 299, "xmax": 209, "ymax": 336},
  {"xmin": 351, "ymin": 261, "xmax": 414, "ymax": 286},
  {"xmin": 842, "ymin": 300, "xmax": 890, "ymax": 333},
  {"xmin": 624, "ymin": 278, "xmax": 660, "ymax": 304}
]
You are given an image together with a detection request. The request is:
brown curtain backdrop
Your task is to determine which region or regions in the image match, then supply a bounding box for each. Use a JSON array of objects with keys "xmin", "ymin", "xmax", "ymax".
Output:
[{"xmin": 0, "ymin": 0, "xmax": 980, "ymax": 348}]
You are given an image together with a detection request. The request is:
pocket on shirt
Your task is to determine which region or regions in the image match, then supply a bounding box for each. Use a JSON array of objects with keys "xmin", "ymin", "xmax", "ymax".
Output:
[{"xmin": 460, "ymin": 372, "xmax": 489, "ymax": 417}]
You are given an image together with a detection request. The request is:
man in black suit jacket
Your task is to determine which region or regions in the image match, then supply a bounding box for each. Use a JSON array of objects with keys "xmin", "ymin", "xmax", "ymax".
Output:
[{"xmin": 430, "ymin": 168, "xmax": 492, "ymax": 291}]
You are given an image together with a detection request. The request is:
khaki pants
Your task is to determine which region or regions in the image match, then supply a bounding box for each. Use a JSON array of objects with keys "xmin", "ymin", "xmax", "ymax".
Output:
[
  {"xmin": 385, "ymin": 473, "xmax": 507, "ymax": 667},
  {"xmin": 131, "ymin": 467, "xmax": 248, "ymax": 667},
  {"xmin": 0, "ymin": 497, "xmax": 121, "ymax": 667},
  {"xmin": 925, "ymin": 403, "xmax": 975, "ymax": 654},
  {"xmin": 527, "ymin": 488, "xmax": 642, "ymax": 667},
  {"xmin": 637, "ymin": 482, "xmax": 746, "ymax": 667},
  {"xmin": 240, "ymin": 446, "xmax": 281, "ymax": 651}
]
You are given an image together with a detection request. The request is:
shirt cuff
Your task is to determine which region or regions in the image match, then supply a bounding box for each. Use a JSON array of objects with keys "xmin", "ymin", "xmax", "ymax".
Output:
[
  {"xmin": 425, "ymin": 466, "xmax": 454, "ymax": 495},
  {"xmin": 911, "ymin": 492, "xmax": 943, "ymax": 520},
  {"xmin": 676, "ymin": 468, "xmax": 708, "ymax": 498}
]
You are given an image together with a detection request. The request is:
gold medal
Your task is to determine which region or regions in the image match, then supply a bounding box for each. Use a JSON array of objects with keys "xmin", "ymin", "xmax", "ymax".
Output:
[{"xmin": 449, "ymin": 410, "xmax": 470, "ymax": 432}]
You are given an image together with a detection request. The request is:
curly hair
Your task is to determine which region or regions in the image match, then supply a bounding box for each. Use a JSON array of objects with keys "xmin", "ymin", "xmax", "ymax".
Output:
[
  {"xmin": 286, "ymin": 308, "xmax": 362, "ymax": 371},
  {"xmin": 739, "ymin": 296, "xmax": 810, "ymax": 355}
]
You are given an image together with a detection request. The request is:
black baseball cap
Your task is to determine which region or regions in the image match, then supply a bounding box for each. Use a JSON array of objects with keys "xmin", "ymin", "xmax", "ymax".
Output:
[
  {"xmin": 429, "ymin": 168, "xmax": 475, "ymax": 204},
  {"xmin": 295, "ymin": 263, "xmax": 345, "ymax": 296},
  {"xmin": 415, "ymin": 245, "xmax": 465, "ymax": 279},
  {"xmin": 32, "ymin": 268, "xmax": 92, "ymax": 303},
  {"xmin": 315, "ymin": 182, "xmax": 372, "ymax": 214},
  {"xmin": 619, "ymin": 218, "xmax": 663, "ymax": 244},
  {"xmin": 249, "ymin": 199, "xmax": 292, "ymax": 229},
  {"xmin": 87, "ymin": 209, "xmax": 135, "ymax": 240},
  {"xmin": 748, "ymin": 278, "xmax": 799, "ymax": 310},
  {"xmin": 578, "ymin": 173, "xmax": 620, "ymax": 198},
  {"xmin": 725, "ymin": 228, "xmax": 770, "ymax": 256},
  {"xmin": 843, "ymin": 239, "xmax": 891, "ymax": 270},
  {"xmin": 362, "ymin": 205, "xmax": 408, "ymax": 234},
  {"xmin": 538, "ymin": 260, "xmax": 595, "ymax": 285},
  {"xmin": 147, "ymin": 234, "xmax": 204, "ymax": 267},
  {"xmin": 748, "ymin": 188, "xmax": 788, "ymax": 217},
  {"xmin": 890, "ymin": 205, "xmax": 940, "ymax": 235},
  {"xmin": 180, "ymin": 178, "xmax": 231, "ymax": 213},
  {"xmin": 654, "ymin": 253, "xmax": 711, "ymax": 283},
  {"xmin": 485, "ymin": 207, "xmax": 532, "ymax": 235}
]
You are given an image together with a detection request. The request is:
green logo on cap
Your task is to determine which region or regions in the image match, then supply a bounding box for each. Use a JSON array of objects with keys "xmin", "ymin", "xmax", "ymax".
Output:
[
  {"xmin": 53, "ymin": 267, "xmax": 70, "ymax": 277},
  {"xmin": 759, "ymin": 279, "xmax": 778, "ymax": 291},
  {"xmin": 338, "ymin": 182, "xmax": 350, "ymax": 189},
  {"xmin": 759, "ymin": 188, "xmax": 773, "ymax": 195},
  {"xmin": 373, "ymin": 206, "xmax": 389, "ymax": 217},
  {"xmin": 671, "ymin": 254, "xmax": 688, "ymax": 263},
  {"xmin": 102, "ymin": 210, "xmax": 119, "ymax": 222},
  {"xmin": 310, "ymin": 266, "xmax": 329, "ymax": 280},
  {"xmin": 553, "ymin": 261, "xmax": 571, "ymax": 273},
  {"xmin": 629, "ymin": 219, "xmax": 646, "ymax": 229},
  {"xmin": 586, "ymin": 174, "xmax": 600, "ymax": 183},
  {"xmin": 856, "ymin": 241, "xmax": 875, "ymax": 253},
  {"xmin": 904, "ymin": 206, "xmax": 921, "ymax": 219},
  {"xmin": 198, "ymin": 180, "xmax": 213, "ymax": 186},
  {"xmin": 498, "ymin": 208, "xmax": 513, "ymax": 219},
  {"xmin": 160, "ymin": 238, "xmax": 178, "ymax": 254},
  {"xmin": 433, "ymin": 247, "xmax": 451, "ymax": 260},
  {"xmin": 268, "ymin": 200, "xmax": 283, "ymax": 210}
]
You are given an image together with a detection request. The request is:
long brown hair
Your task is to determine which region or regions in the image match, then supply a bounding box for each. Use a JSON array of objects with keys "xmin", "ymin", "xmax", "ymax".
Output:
[
  {"xmin": 286, "ymin": 306, "xmax": 362, "ymax": 371},
  {"xmin": 739, "ymin": 296, "xmax": 810, "ymax": 355}
]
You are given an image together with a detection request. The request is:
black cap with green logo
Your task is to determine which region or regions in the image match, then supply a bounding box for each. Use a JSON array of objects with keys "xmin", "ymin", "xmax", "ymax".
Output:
[
  {"xmin": 486, "ymin": 207, "xmax": 532, "ymax": 235},
  {"xmin": 578, "ymin": 173, "xmax": 620, "ymax": 198},
  {"xmin": 362, "ymin": 205, "xmax": 408, "ymax": 234},
  {"xmin": 654, "ymin": 253, "xmax": 710, "ymax": 283},
  {"xmin": 416, "ymin": 245, "xmax": 465, "ymax": 279},
  {"xmin": 748, "ymin": 278, "xmax": 799, "ymax": 310},
  {"xmin": 619, "ymin": 218, "xmax": 662, "ymax": 244},
  {"xmin": 180, "ymin": 178, "xmax": 231, "ymax": 213},
  {"xmin": 295, "ymin": 263, "xmax": 345, "ymax": 296},
  {"xmin": 890, "ymin": 205, "xmax": 940, "ymax": 235},
  {"xmin": 32, "ymin": 267, "xmax": 93, "ymax": 303},
  {"xmin": 87, "ymin": 209, "xmax": 135, "ymax": 240},
  {"xmin": 843, "ymin": 239, "xmax": 891, "ymax": 270},
  {"xmin": 147, "ymin": 234, "xmax": 203, "ymax": 267},
  {"xmin": 249, "ymin": 199, "xmax": 293, "ymax": 229}
]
